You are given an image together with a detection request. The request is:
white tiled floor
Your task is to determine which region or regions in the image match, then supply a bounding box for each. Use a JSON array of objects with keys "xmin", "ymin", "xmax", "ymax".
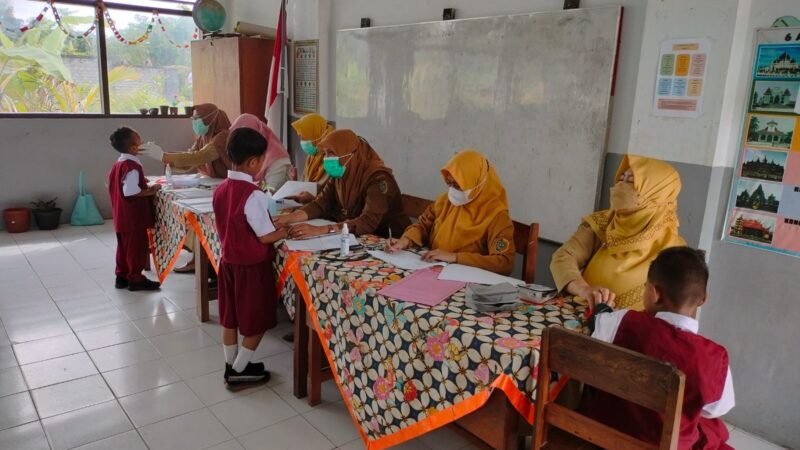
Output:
[{"xmin": 0, "ymin": 225, "xmax": 789, "ymax": 449}]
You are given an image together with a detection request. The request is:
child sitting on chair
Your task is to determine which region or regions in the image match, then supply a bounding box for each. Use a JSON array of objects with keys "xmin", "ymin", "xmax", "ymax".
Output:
[
  {"xmin": 108, "ymin": 127, "xmax": 161, "ymax": 291},
  {"xmin": 213, "ymin": 127, "xmax": 287, "ymax": 386},
  {"xmin": 588, "ymin": 246, "xmax": 734, "ymax": 449}
]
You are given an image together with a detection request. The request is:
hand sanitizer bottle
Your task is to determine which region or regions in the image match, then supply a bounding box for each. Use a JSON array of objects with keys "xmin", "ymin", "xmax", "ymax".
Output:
[
  {"xmin": 165, "ymin": 164, "xmax": 173, "ymax": 189},
  {"xmin": 340, "ymin": 223, "xmax": 350, "ymax": 257}
]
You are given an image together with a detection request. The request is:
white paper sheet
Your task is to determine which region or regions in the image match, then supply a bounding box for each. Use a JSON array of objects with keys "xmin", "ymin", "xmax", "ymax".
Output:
[
  {"xmin": 367, "ymin": 250, "xmax": 446, "ymax": 271},
  {"xmin": 285, "ymin": 234, "xmax": 358, "ymax": 251},
  {"xmin": 438, "ymin": 264, "xmax": 524, "ymax": 286},
  {"xmin": 275, "ymin": 199, "xmax": 303, "ymax": 210},
  {"xmin": 198, "ymin": 177, "xmax": 225, "ymax": 188},
  {"xmin": 272, "ymin": 181, "xmax": 317, "ymax": 200},
  {"xmin": 301, "ymin": 219, "xmax": 335, "ymax": 227},
  {"xmin": 175, "ymin": 198, "xmax": 214, "ymax": 214},
  {"xmin": 172, "ymin": 188, "xmax": 213, "ymax": 199}
]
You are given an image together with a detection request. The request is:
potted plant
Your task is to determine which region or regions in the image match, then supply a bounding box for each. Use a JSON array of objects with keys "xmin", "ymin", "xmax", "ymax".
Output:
[
  {"xmin": 30, "ymin": 197, "xmax": 62, "ymax": 230},
  {"xmin": 2, "ymin": 207, "xmax": 31, "ymax": 233}
]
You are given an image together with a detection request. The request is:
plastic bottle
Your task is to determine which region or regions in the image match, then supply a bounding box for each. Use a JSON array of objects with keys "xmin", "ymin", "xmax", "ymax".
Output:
[
  {"xmin": 165, "ymin": 164, "xmax": 173, "ymax": 189},
  {"xmin": 340, "ymin": 223, "xmax": 350, "ymax": 257}
]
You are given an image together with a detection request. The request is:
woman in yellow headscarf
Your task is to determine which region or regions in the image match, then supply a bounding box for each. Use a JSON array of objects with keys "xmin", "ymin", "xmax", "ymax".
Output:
[
  {"xmin": 288, "ymin": 113, "xmax": 335, "ymax": 203},
  {"xmin": 386, "ymin": 150, "xmax": 516, "ymax": 275},
  {"xmin": 550, "ymin": 154, "xmax": 686, "ymax": 310}
]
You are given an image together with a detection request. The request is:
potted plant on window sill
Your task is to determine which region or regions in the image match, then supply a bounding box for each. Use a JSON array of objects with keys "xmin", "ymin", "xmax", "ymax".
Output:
[
  {"xmin": 31, "ymin": 198, "xmax": 62, "ymax": 230},
  {"xmin": 3, "ymin": 207, "xmax": 31, "ymax": 233}
]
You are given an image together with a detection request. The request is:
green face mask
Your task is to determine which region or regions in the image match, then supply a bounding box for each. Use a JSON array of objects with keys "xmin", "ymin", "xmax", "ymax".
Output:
[
  {"xmin": 323, "ymin": 155, "xmax": 350, "ymax": 178},
  {"xmin": 300, "ymin": 140, "xmax": 318, "ymax": 156},
  {"xmin": 192, "ymin": 118, "xmax": 209, "ymax": 136}
]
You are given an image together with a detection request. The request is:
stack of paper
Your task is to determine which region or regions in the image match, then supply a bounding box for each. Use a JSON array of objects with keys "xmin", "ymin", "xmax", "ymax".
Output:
[
  {"xmin": 273, "ymin": 181, "xmax": 317, "ymax": 200},
  {"xmin": 175, "ymin": 197, "xmax": 214, "ymax": 214},
  {"xmin": 172, "ymin": 188, "xmax": 213, "ymax": 199},
  {"xmin": 198, "ymin": 177, "xmax": 225, "ymax": 188},
  {"xmin": 378, "ymin": 268, "xmax": 465, "ymax": 307},
  {"xmin": 438, "ymin": 264, "xmax": 524, "ymax": 286},
  {"xmin": 366, "ymin": 250, "xmax": 446, "ymax": 271},
  {"xmin": 285, "ymin": 234, "xmax": 358, "ymax": 252}
]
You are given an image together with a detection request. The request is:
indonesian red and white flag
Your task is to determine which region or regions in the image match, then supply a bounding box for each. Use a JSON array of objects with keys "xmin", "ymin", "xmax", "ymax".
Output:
[{"xmin": 266, "ymin": 0, "xmax": 286, "ymax": 135}]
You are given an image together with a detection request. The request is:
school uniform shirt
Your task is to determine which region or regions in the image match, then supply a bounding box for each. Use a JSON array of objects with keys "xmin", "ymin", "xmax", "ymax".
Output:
[
  {"xmin": 590, "ymin": 310, "xmax": 734, "ymax": 449},
  {"xmin": 212, "ymin": 170, "xmax": 276, "ymax": 265},
  {"xmin": 108, "ymin": 154, "xmax": 154, "ymax": 232}
]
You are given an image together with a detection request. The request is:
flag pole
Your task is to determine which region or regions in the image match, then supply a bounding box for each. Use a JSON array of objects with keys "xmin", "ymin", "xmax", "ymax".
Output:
[{"xmin": 281, "ymin": 0, "xmax": 289, "ymax": 147}]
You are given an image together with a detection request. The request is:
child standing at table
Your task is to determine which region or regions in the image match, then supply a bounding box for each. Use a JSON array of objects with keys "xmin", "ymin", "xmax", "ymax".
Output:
[
  {"xmin": 213, "ymin": 127, "xmax": 287, "ymax": 385},
  {"xmin": 108, "ymin": 127, "xmax": 161, "ymax": 291},
  {"xmin": 588, "ymin": 247, "xmax": 734, "ymax": 449}
]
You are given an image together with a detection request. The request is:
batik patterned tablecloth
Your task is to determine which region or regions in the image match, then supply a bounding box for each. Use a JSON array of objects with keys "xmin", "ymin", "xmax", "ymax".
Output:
[
  {"xmin": 285, "ymin": 236, "xmax": 587, "ymax": 450},
  {"xmin": 151, "ymin": 189, "xmax": 191, "ymax": 281}
]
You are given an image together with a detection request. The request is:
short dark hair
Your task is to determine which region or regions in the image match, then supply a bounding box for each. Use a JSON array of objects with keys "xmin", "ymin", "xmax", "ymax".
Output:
[
  {"xmin": 227, "ymin": 128, "xmax": 267, "ymax": 165},
  {"xmin": 647, "ymin": 246, "xmax": 709, "ymax": 307},
  {"xmin": 110, "ymin": 127, "xmax": 136, "ymax": 153}
]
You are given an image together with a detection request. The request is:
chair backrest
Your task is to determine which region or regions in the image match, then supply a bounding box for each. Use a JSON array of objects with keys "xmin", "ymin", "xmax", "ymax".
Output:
[
  {"xmin": 533, "ymin": 326, "xmax": 685, "ymax": 450},
  {"xmin": 401, "ymin": 194, "xmax": 539, "ymax": 283}
]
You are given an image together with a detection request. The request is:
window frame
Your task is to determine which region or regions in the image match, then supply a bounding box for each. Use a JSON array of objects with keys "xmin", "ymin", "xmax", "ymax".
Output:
[{"xmin": 1, "ymin": 0, "xmax": 196, "ymax": 118}]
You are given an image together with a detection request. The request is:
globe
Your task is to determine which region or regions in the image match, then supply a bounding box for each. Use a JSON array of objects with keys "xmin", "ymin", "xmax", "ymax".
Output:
[{"xmin": 193, "ymin": 0, "xmax": 227, "ymax": 33}]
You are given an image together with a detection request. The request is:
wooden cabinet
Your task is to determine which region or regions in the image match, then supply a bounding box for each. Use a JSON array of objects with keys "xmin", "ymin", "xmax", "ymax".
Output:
[{"xmin": 191, "ymin": 36, "xmax": 274, "ymax": 119}]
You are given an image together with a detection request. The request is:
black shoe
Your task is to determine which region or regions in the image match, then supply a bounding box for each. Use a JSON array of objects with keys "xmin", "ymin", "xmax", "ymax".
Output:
[
  {"xmin": 128, "ymin": 279, "xmax": 160, "ymax": 291},
  {"xmin": 115, "ymin": 276, "xmax": 128, "ymax": 289},
  {"xmin": 227, "ymin": 362, "xmax": 270, "ymax": 384},
  {"xmin": 224, "ymin": 362, "xmax": 266, "ymax": 382},
  {"xmin": 224, "ymin": 363, "xmax": 233, "ymax": 382}
]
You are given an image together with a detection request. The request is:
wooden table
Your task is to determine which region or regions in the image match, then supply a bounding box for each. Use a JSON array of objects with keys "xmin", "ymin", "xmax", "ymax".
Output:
[{"xmin": 277, "ymin": 237, "xmax": 587, "ymax": 450}]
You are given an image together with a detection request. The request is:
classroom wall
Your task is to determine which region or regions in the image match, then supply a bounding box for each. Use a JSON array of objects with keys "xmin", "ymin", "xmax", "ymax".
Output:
[
  {"xmin": 698, "ymin": 0, "xmax": 800, "ymax": 447},
  {"xmin": 0, "ymin": 118, "xmax": 193, "ymax": 227}
]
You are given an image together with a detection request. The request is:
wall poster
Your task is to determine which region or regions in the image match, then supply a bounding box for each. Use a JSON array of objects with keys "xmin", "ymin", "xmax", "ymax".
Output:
[
  {"xmin": 653, "ymin": 38, "xmax": 711, "ymax": 118},
  {"xmin": 293, "ymin": 40, "xmax": 319, "ymax": 113},
  {"xmin": 724, "ymin": 27, "xmax": 800, "ymax": 257}
]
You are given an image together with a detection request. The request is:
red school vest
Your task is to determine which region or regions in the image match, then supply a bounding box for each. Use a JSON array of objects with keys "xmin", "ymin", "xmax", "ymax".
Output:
[
  {"xmin": 213, "ymin": 179, "xmax": 273, "ymax": 265},
  {"xmin": 108, "ymin": 158, "xmax": 154, "ymax": 232},
  {"xmin": 588, "ymin": 311, "xmax": 732, "ymax": 450}
]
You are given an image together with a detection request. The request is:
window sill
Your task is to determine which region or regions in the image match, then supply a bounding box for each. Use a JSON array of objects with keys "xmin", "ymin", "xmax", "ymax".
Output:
[{"xmin": 0, "ymin": 114, "xmax": 193, "ymax": 119}]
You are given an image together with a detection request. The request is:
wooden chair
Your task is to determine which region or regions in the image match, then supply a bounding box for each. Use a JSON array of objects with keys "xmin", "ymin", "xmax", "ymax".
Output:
[{"xmin": 533, "ymin": 326, "xmax": 686, "ymax": 450}]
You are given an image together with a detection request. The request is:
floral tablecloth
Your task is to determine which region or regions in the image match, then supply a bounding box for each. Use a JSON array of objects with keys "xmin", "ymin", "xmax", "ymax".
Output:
[
  {"xmin": 284, "ymin": 236, "xmax": 587, "ymax": 450},
  {"xmin": 151, "ymin": 189, "xmax": 193, "ymax": 281}
]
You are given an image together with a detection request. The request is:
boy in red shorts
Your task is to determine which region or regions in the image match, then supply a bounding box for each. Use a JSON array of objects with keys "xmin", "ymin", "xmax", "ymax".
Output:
[
  {"xmin": 108, "ymin": 127, "xmax": 161, "ymax": 291},
  {"xmin": 213, "ymin": 127, "xmax": 287, "ymax": 385},
  {"xmin": 589, "ymin": 247, "xmax": 734, "ymax": 449}
]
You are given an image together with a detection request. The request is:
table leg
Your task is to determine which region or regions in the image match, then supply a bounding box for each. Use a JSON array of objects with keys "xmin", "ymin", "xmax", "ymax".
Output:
[
  {"xmin": 308, "ymin": 329, "xmax": 322, "ymax": 406},
  {"xmin": 293, "ymin": 290, "xmax": 309, "ymax": 398},
  {"xmin": 195, "ymin": 240, "xmax": 210, "ymax": 323}
]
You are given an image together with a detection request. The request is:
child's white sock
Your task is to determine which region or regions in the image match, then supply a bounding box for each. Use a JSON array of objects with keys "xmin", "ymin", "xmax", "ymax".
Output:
[
  {"xmin": 223, "ymin": 344, "xmax": 238, "ymax": 365},
  {"xmin": 231, "ymin": 347, "xmax": 254, "ymax": 373}
]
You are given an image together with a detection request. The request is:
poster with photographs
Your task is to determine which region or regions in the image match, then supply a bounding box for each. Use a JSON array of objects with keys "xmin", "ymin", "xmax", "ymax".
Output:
[{"xmin": 724, "ymin": 28, "xmax": 800, "ymax": 257}]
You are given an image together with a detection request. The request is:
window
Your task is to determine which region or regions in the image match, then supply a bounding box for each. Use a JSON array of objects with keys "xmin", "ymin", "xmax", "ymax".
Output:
[
  {"xmin": 0, "ymin": 0, "xmax": 196, "ymax": 115},
  {"xmin": 0, "ymin": 0, "xmax": 101, "ymax": 113}
]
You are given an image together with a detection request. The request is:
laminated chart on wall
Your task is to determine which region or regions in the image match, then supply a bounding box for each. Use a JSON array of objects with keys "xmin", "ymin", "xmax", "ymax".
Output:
[
  {"xmin": 724, "ymin": 27, "xmax": 800, "ymax": 257},
  {"xmin": 653, "ymin": 38, "xmax": 710, "ymax": 118}
]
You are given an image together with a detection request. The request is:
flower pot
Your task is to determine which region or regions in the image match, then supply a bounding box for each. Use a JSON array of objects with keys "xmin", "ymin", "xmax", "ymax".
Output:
[
  {"xmin": 160, "ymin": 105, "xmax": 170, "ymax": 115},
  {"xmin": 184, "ymin": 106, "xmax": 194, "ymax": 116},
  {"xmin": 169, "ymin": 106, "xmax": 179, "ymax": 116},
  {"xmin": 149, "ymin": 108, "xmax": 159, "ymax": 116},
  {"xmin": 139, "ymin": 108, "xmax": 148, "ymax": 115},
  {"xmin": 32, "ymin": 208, "xmax": 62, "ymax": 230},
  {"xmin": 3, "ymin": 207, "xmax": 31, "ymax": 233}
]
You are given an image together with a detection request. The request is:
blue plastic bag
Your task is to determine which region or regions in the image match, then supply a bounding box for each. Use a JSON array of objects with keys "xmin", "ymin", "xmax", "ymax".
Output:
[{"xmin": 70, "ymin": 171, "xmax": 104, "ymax": 226}]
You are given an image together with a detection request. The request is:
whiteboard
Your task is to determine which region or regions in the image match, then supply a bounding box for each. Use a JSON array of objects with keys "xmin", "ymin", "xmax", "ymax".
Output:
[{"xmin": 335, "ymin": 7, "xmax": 622, "ymax": 242}]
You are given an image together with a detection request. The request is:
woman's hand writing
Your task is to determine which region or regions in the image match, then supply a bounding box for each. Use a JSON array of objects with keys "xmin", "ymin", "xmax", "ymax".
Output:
[
  {"xmin": 421, "ymin": 249, "xmax": 457, "ymax": 263},
  {"xmin": 385, "ymin": 237, "xmax": 411, "ymax": 253}
]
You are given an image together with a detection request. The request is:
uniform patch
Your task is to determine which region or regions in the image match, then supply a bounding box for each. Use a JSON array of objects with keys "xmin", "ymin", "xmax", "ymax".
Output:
[
  {"xmin": 495, "ymin": 238, "xmax": 510, "ymax": 253},
  {"xmin": 378, "ymin": 180, "xmax": 389, "ymax": 194}
]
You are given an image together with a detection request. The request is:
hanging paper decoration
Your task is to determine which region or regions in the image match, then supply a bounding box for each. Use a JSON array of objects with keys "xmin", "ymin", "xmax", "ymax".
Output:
[
  {"xmin": 155, "ymin": 12, "xmax": 199, "ymax": 49},
  {"xmin": 2, "ymin": 1, "xmax": 197, "ymax": 48},
  {"xmin": 50, "ymin": 1, "xmax": 100, "ymax": 39},
  {"xmin": 104, "ymin": 8, "xmax": 155, "ymax": 45},
  {"xmin": 1, "ymin": 5, "xmax": 48, "ymax": 34}
]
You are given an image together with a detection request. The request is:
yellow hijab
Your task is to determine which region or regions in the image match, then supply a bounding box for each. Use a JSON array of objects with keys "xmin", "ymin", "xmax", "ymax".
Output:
[
  {"xmin": 429, "ymin": 150, "xmax": 510, "ymax": 252},
  {"xmin": 291, "ymin": 113, "xmax": 334, "ymax": 183},
  {"xmin": 581, "ymin": 155, "xmax": 686, "ymax": 310}
]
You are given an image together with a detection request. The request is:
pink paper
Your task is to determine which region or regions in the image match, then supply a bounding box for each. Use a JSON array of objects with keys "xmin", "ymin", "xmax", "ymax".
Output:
[{"xmin": 378, "ymin": 267, "xmax": 466, "ymax": 307}]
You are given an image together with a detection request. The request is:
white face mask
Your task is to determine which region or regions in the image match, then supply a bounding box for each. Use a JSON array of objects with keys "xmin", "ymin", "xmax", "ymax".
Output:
[{"xmin": 448, "ymin": 187, "xmax": 472, "ymax": 206}]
